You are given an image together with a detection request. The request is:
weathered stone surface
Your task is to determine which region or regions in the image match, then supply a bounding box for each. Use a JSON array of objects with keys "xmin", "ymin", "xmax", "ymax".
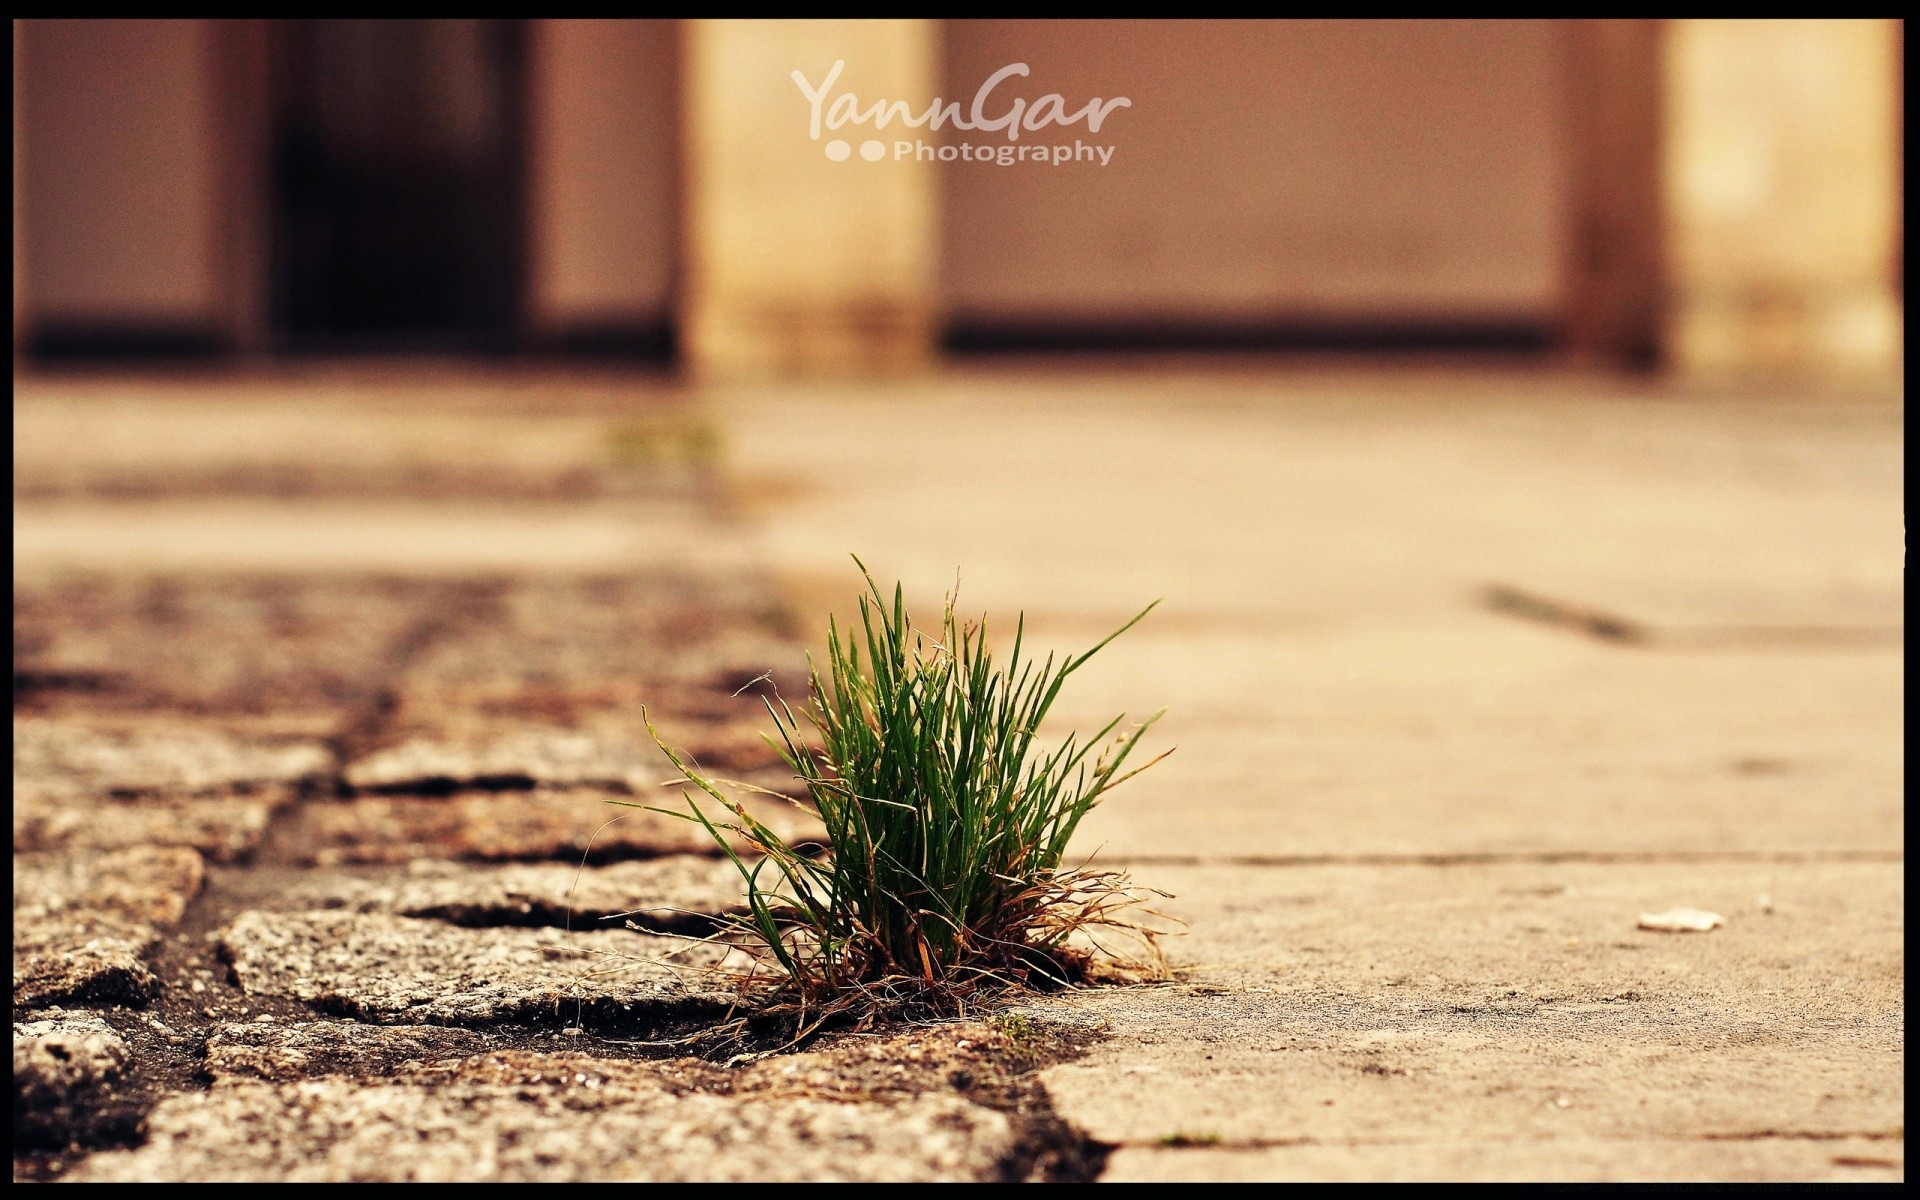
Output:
[
  {"xmin": 204, "ymin": 1020, "xmax": 492, "ymax": 1083},
  {"xmin": 1037, "ymin": 861, "xmax": 1904, "ymax": 1151},
  {"xmin": 278, "ymin": 789, "xmax": 820, "ymax": 865},
  {"xmin": 14, "ymin": 373, "xmax": 1905, "ymax": 1182},
  {"xmin": 344, "ymin": 573, "xmax": 805, "ymax": 796},
  {"xmin": 13, "ymin": 847, "xmax": 205, "ymax": 1010},
  {"xmin": 218, "ymin": 910, "xmax": 736, "ymax": 1026},
  {"xmin": 13, "ymin": 1012, "xmax": 133, "ymax": 1145},
  {"xmin": 14, "ymin": 779, "xmax": 294, "ymax": 863},
  {"xmin": 292, "ymin": 857, "xmax": 747, "ymax": 931},
  {"xmin": 12, "ymin": 928, "xmax": 158, "ymax": 1012},
  {"xmin": 70, "ymin": 1051, "xmax": 1016, "ymax": 1181},
  {"xmin": 13, "ymin": 717, "xmax": 330, "ymax": 795},
  {"xmin": 1102, "ymin": 1140, "xmax": 1905, "ymax": 1183},
  {"xmin": 344, "ymin": 701, "xmax": 796, "ymax": 796},
  {"xmin": 14, "ymin": 846, "xmax": 206, "ymax": 927},
  {"xmin": 11, "ymin": 718, "xmax": 323, "ymax": 861},
  {"xmin": 344, "ymin": 728, "xmax": 666, "ymax": 792},
  {"xmin": 730, "ymin": 377, "xmax": 1903, "ymax": 861},
  {"xmin": 13, "ymin": 573, "xmax": 459, "ymax": 719},
  {"xmin": 11, "ymin": 382, "xmax": 716, "ymax": 502},
  {"xmin": 394, "ymin": 574, "xmax": 793, "ymax": 693}
]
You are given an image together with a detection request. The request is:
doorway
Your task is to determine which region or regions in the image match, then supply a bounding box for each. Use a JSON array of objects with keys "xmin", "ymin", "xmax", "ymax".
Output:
[{"xmin": 271, "ymin": 19, "xmax": 525, "ymax": 351}]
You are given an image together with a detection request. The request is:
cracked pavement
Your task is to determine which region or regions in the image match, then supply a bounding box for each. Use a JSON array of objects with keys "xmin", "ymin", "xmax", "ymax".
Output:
[{"xmin": 13, "ymin": 366, "xmax": 1904, "ymax": 1181}]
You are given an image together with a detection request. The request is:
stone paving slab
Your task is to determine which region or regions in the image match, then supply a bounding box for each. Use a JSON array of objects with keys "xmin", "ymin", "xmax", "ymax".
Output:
[
  {"xmin": 14, "ymin": 846, "xmax": 207, "ymax": 928},
  {"xmin": 345, "ymin": 716, "xmax": 794, "ymax": 795},
  {"xmin": 14, "ymin": 717, "xmax": 327, "ymax": 862},
  {"xmin": 217, "ymin": 910, "xmax": 738, "ymax": 1026},
  {"xmin": 1027, "ymin": 860, "xmax": 1901, "ymax": 1172},
  {"xmin": 1055, "ymin": 621, "xmax": 1903, "ymax": 861},
  {"xmin": 12, "ymin": 376, "xmax": 718, "ymax": 508},
  {"xmin": 344, "ymin": 727, "xmax": 670, "ymax": 793},
  {"xmin": 390, "ymin": 573, "xmax": 795, "ymax": 690},
  {"xmin": 65, "ymin": 1018, "xmax": 1082, "ymax": 1182},
  {"xmin": 12, "ymin": 1012, "xmax": 135, "ymax": 1146},
  {"xmin": 11, "ymin": 373, "xmax": 1902, "ymax": 1182},
  {"xmin": 14, "ymin": 847, "xmax": 206, "ymax": 1010},
  {"xmin": 726, "ymin": 382, "xmax": 1903, "ymax": 861},
  {"xmin": 1102, "ymin": 1138, "xmax": 1904, "ymax": 1183},
  {"xmin": 276, "ymin": 789, "xmax": 819, "ymax": 865},
  {"xmin": 12, "ymin": 930, "xmax": 162, "ymax": 1013},
  {"xmin": 14, "ymin": 782, "xmax": 296, "ymax": 864},
  {"xmin": 67, "ymin": 1052, "xmax": 1016, "ymax": 1182},
  {"xmin": 203, "ymin": 1020, "xmax": 494, "ymax": 1083},
  {"xmin": 13, "ymin": 717, "xmax": 331, "ymax": 795},
  {"xmin": 342, "ymin": 573, "xmax": 803, "ymax": 796},
  {"xmin": 288, "ymin": 856, "xmax": 748, "ymax": 932},
  {"xmin": 12, "ymin": 573, "xmax": 464, "ymax": 720}
]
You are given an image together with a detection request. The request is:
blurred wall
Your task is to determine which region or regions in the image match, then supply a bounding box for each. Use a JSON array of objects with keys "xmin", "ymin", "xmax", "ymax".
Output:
[
  {"xmin": 942, "ymin": 19, "xmax": 1567, "ymax": 331},
  {"xmin": 681, "ymin": 19, "xmax": 937, "ymax": 377},
  {"xmin": 525, "ymin": 19, "xmax": 678, "ymax": 341},
  {"xmin": 19, "ymin": 19, "xmax": 229, "ymax": 340},
  {"xmin": 11, "ymin": 19, "xmax": 1902, "ymax": 377},
  {"xmin": 1663, "ymin": 19, "xmax": 1903, "ymax": 378},
  {"xmin": 1560, "ymin": 20, "xmax": 1664, "ymax": 366}
]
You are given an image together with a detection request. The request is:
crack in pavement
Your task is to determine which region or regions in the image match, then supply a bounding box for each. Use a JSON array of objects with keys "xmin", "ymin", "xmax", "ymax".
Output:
[
  {"xmin": 1130, "ymin": 1130, "xmax": 1906, "ymax": 1149},
  {"xmin": 1104, "ymin": 850, "xmax": 1902, "ymax": 868}
]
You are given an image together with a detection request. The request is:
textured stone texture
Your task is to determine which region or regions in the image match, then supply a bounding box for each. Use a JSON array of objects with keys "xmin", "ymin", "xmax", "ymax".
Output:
[
  {"xmin": 217, "ymin": 910, "xmax": 736, "ymax": 1026},
  {"xmin": 13, "ymin": 718, "xmax": 329, "ymax": 795},
  {"xmin": 12, "ymin": 718, "xmax": 323, "ymax": 862},
  {"xmin": 11, "ymin": 930, "xmax": 160, "ymax": 1012},
  {"xmin": 13, "ymin": 574, "xmax": 461, "ymax": 720},
  {"xmin": 13, "ymin": 1012, "xmax": 133, "ymax": 1145},
  {"xmin": 204, "ymin": 1020, "xmax": 492, "ymax": 1083},
  {"xmin": 14, "ymin": 846, "xmax": 206, "ymax": 927},
  {"xmin": 14, "ymin": 779, "xmax": 294, "ymax": 863},
  {"xmin": 291, "ymin": 856, "xmax": 747, "ymax": 932},
  {"xmin": 391, "ymin": 574, "xmax": 795, "ymax": 694},
  {"xmin": 344, "ymin": 728, "xmax": 668, "ymax": 793},
  {"xmin": 70, "ymin": 1052, "xmax": 1016, "ymax": 1182},
  {"xmin": 14, "ymin": 373, "xmax": 1904, "ymax": 1182},
  {"xmin": 13, "ymin": 847, "xmax": 204, "ymax": 1010},
  {"xmin": 1103, "ymin": 1140, "xmax": 1905, "ymax": 1183},
  {"xmin": 1035, "ymin": 861, "xmax": 1903, "ymax": 1150},
  {"xmin": 277, "ymin": 789, "xmax": 819, "ymax": 866}
]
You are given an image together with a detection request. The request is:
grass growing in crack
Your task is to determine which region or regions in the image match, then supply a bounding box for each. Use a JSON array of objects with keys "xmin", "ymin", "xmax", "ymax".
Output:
[{"xmin": 621, "ymin": 559, "xmax": 1170, "ymax": 1030}]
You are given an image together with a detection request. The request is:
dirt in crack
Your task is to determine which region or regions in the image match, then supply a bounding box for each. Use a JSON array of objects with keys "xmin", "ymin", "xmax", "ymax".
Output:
[
  {"xmin": 19, "ymin": 851, "xmax": 1118, "ymax": 1182},
  {"xmin": 14, "ymin": 565, "xmax": 1118, "ymax": 1180}
]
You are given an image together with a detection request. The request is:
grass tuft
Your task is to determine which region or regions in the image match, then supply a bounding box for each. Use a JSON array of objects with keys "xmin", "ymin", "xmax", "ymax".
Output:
[{"xmin": 621, "ymin": 558, "xmax": 1170, "ymax": 1029}]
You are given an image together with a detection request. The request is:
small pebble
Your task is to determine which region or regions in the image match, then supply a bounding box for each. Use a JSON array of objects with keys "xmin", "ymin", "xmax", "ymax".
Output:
[{"xmin": 561, "ymin": 1027, "xmax": 583, "ymax": 1038}]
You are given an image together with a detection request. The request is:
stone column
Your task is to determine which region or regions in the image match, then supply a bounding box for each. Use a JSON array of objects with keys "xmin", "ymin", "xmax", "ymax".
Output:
[
  {"xmin": 1560, "ymin": 20, "xmax": 1665, "ymax": 369},
  {"xmin": 1662, "ymin": 19, "xmax": 1902, "ymax": 380},
  {"xmin": 681, "ymin": 19, "xmax": 937, "ymax": 380}
]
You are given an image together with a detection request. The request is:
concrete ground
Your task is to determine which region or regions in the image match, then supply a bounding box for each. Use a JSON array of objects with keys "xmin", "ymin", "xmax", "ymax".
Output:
[{"xmin": 12, "ymin": 363, "xmax": 1903, "ymax": 1181}]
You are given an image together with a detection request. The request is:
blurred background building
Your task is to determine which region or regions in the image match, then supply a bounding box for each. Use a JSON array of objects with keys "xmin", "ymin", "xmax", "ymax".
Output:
[{"xmin": 11, "ymin": 18, "xmax": 1904, "ymax": 382}]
